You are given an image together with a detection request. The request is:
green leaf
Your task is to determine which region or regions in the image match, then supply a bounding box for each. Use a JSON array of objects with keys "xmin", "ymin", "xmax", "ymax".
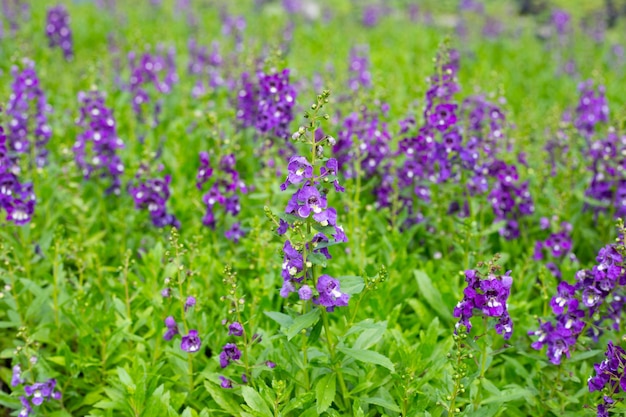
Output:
[
  {"xmin": 281, "ymin": 392, "xmax": 314, "ymax": 414},
  {"xmin": 361, "ymin": 396, "xmax": 401, "ymax": 413},
  {"xmin": 240, "ymin": 386, "xmax": 273, "ymax": 417},
  {"xmin": 315, "ymin": 373, "xmax": 336, "ymax": 414},
  {"xmin": 414, "ymin": 270, "xmax": 452, "ymax": 321},
  {"xmin": 286, "ymin": 308, "xmax": 321, "ymax": 341},
  {"xmin": 337, "ymin": 276, "xmax": 365, "ymax": 295},
  {"xmin": 204, "ymin": 381, "xmax": 242, "ymax": 415},
  {"xmin": 117, "ymin": 367, "xmax": 135, "ymax": 390},
  {"xmin": 339, "ymin": 347, "xmax": 395, "ymax": 372},
  {"xmin": 479, "ymin": 220, "xmax": 507, "ymax": 236},
  {"xmin": 308, "ymin": 252, "xmax": 328, "ymax": 267},
  {"xmin": 264, "ymin": 311, "xmax": 294, "ymax": 328}
]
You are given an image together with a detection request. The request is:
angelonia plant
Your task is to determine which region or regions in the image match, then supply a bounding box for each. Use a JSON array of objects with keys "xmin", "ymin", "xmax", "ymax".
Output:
[
  {"xmin": 217, "ymin": 266, "xmax": 275, "ymax": 389},
  {"xmin": 529, "ymin": 221, "xmax": 626, "ymax": 366},
  {"xmin": 446, "ymin": 255, "xmax": 514, "ymax": 415},
  {"xmin": 0, "ymin": 59, "xmax": 51, "ymax": 224},
  {"xmin": 271, "ymin": 90, "xmax": 349, "ymax": 307},
  {"xmin": 5, "ymin": 2, "xmax": 626, "ymax": 417},
  {"xmin": 589, "ymin": 340, "xmax": 626, "ymax": 417},
  {"xmin": 161, "ymin": 229, "xmax": 201, "ymax": 354},
  {"xmin": 9, "ymin": 328, "xmax": 63, "ymax": 417}
]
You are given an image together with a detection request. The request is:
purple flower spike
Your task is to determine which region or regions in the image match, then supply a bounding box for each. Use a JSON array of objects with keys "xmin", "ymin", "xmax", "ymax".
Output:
[
  {"xmin": 454, "ymin": 269, "xmax": 514, "ymax": 340},
  {"xmin": 181, "ymin": 330, "xmax": 202, "ymax": 352},
  {"xmin": 46, "ymin": 5, "xmax": 74, "ymax": 60}
]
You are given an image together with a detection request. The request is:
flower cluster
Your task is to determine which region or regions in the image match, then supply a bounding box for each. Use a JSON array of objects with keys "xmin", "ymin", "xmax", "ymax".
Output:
[
  {"xmin": 163, "ymin": 315, "xmax": 201, "ymax": 353},
  {"xmin": 588, "ymin": 341, "xmax": 626, "ymax": 417},
  {"xmin": 1, "ymin": 0, "xmax": 30, "ymax": 37},
  {"xmin": 74, "ymin": 90, "xmax": 125, "ymax": 195},
  {"xmin": 196, "ymin": 152, "xmax": 248, "ymax": 242},
  {"xmin": 126, "ymin": 47, "xmax": 178, "ymax": 124},
  {"xmin": 0, "ymin": 115, "xmax": 35, "ymax": 225},
  {"xmin": 533, "ymin": 218, "xmax": 576, "ymax": 278},
  {"xmin": 6, "ymin": 59, "xmax": 52, "ymax": 168},
  {"xmin": 11, "ymin": 366, "xmax": 62, "ymax": 417},
  {"xmin": 45, "ymin": 5, "xmax": 73, "ymax": 60},
  {"xmin": 221, "ymin": 13, "xmax": 246, "ymax": 52},
  {"xmin": 347, "ymin": 46, "xmax": 372, "ymax": 91},
  {"xmin": 453, "ymin": 266, "xmax": 514, "ymax": 340},
  {"xmin": 187, "ymin": 39, "xmax": 229, "ymax": 97},
  {"xmin": 585, "ymin": 130, "xmax": 626, "ymax": 219},
  {"xmin": 574, "ymin": 80, "xmax": 609, "ymax": 139},
  {"xmin": 529, "ymin": 244, "xmax": 626, "ymax": 365},
  {"xmin": 391, "ymin": 49, "xmax": 533, "ymax": 238},
  {"xmin": 487, "ymin": 160, "xmax": 535, "ymax": 239},
  {"xmin": 236, "ymin": 69, "xmax": 297, "ymax": 141},
  {"xmin": 128, "ymin": 165, "xmax": 179, "ymax": 228},
  {"xmin": 334, "ymin": 105, "xmax": 392, "ymax": 183}
]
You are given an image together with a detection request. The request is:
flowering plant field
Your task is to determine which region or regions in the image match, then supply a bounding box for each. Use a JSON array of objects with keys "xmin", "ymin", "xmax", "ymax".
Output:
[{"xmin": 1, "ymin": 0, "xmax": 626, "ymax": 416}]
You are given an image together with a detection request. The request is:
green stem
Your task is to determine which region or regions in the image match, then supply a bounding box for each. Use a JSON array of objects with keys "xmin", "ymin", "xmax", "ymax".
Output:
[
  {"xmin": 322, "ymin": 310, "xmax": 349, "ymax": 409},
  {"xmin": 52, "ymin": 242, "xmax": 61, "ymax": 331}
]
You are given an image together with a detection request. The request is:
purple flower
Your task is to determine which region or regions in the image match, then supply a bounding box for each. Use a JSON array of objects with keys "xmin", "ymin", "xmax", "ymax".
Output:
[
  {"xmin": 281, "ymin": 156, "xmax": 313, "ymax": 191},
  {"xmin": 11, "ymin": 364, "xmax": 22, "ymax": 387},
  {"xmin": 281, "ymin": 240, "xmax": 303, "ymax": 282},
  {"xmin": 181, "ymin": 330, "xmax": 201, "ymax": 353},
  {"xmin": 266, "ymin": 361, "xmax": 276, "ymax": 368},
  {"xmin": 24, "ymin": 378, "xmax": 60, "ymax": 406},
  {"xmin": 237, "ymin": 69, "xmax": 297, "ymax": 140},
  {"xmin": 185, "ymin": 296, "xmax": 196, "ymax": 312},
  {"xmin": 129, "ymin": 173, "xmax": 179, "ymax": 229},
  {"xmin": 550, "ymin": 282, "xmax": 576, "ymax": 315},
  {"xmin": 293, "ymin": 185, "xmax": 327, "ymax": 218},
  {"xmin": 219, "ymin": 343, "xmax": 241, "ymax": 368},
  {"xmin": 196, "ymin": 152, "xmax": 213, "ymax": 189},
  {"xmin": 228, "ymin": 322, "xmax": 244, "ymax": 336},
  {"xmin": 429, "ymin": 104, "xmax": 458, "ymax": 132},
  {"xmin": 19, "ymin": 396, "xmax": 32, "ymax": 416},
  {"xmin": 298, "ymin": 285, "xmax": 312, "ymax": 300},
  {"xmin": 225, "ymin": 222, "xmax": 246, "ymax": 243},
  {"xmin": 219, "ymin": 376, "xmax": 233, "ymax": 389},
  {"xmin": 163, "ymin": 316, "xmax": 179, "ymax": 341},
  {"xmin": 314, "ymin": 275, "xmax": 350, "ymax": 312}
]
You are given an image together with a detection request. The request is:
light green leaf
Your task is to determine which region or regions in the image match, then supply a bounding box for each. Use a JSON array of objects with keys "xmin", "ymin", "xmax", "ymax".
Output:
[
  {"xmin": 337, "ymin": 276, "xmax": 365, "ymax": 295},
  {"xmin": 264, "ymin": 311, "xmax": 294, "ymax": 328},
  {"xmin": 339, "ymin": 347, "xmax": 395, "ymax": 372},
  {"xmin": 117, "ymin": 367, "xmax": 135, "ymax": 390},
  {"xmin": 240, "ymin": 386, "xmax": 273, "ymax": 417},
  {"xmin": 286, "ymin": 308, "xmax": 321, "ymax": 341},
  {"xmin": 316, "ymin": 373, "xmax": 336, "ymax": 414},
  {"xmin": 414, "ymin": 270, "xmax": 452, "ymax": 321}
]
